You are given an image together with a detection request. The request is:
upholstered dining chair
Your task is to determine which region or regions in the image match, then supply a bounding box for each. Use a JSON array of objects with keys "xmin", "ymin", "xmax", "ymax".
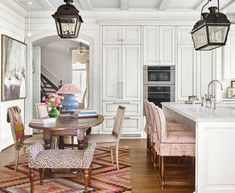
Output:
[
  {"xmin": 25, "ymin": 142, "xmax": 96, "ymax": 193},
  {"xmin": 152, "ymin": 105, "xmax": 195, "ymax": 188},
  {"xmin": 78, "ymin": 88, "xmax": 87, "ymax": 109},
  {"xmin": 35, "ymin": 103, "xmax": 49, "ymax": 119},
  {"xmin": 144, "ymin": 100, "xmax": 152, "ymax": 153},
  {"xmin": 85, "ymin": 106, "xmax": 126, "ymax": 169},
  {"xmin": 7, "ymin": 106, "xmax": 43, "ymax": 172}
]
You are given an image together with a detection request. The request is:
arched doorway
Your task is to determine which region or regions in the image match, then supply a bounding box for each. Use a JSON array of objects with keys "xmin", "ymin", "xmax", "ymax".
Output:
[{"xmin": 29, "ymin": 33, "xmax": 94, "ymax": 119}]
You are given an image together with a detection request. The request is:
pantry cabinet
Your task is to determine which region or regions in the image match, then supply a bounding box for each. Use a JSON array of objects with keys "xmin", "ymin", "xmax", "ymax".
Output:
[
  {"xmin": 102, "ymin": 25, "xmax": 142, "ymax": 136},
  {"xmin": 177, "ymin": 45, "xmax": 214, "ymax": 101},
  {"xmin": 144, "ymin": 26, "xmax": 176, "ymax": 66},
  {"xmin": 102, "ymin": 44, "xmax": 141, "ymax": 101},
  {"xmin": 103, "ymin": 26, "xmax": 141, "ymax": 45}
]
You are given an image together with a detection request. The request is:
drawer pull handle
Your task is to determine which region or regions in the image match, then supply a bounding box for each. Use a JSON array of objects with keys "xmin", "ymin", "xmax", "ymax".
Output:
[
  {"xmin": 112, "ymin": 102, "xmax": 130, "ymax": 104},
  {"xmin": 124, "ymin": 117, "xmax": 131, "ymax": 119}
]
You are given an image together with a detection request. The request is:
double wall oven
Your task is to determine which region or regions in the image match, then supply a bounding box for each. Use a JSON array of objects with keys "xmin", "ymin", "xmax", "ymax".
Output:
[{"xmin": 144, "ymin": 66, "xmax": 175, "ymax": 108}]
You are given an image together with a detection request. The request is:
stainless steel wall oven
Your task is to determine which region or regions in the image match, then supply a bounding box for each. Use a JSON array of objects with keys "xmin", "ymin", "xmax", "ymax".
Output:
[{"xmin": 144, "ymin": 65, "xmax": 175, "ymax": 107}]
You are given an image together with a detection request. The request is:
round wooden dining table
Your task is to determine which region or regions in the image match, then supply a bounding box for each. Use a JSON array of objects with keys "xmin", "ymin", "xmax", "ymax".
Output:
[{"xmin": 29, "ymin": 114, "xmax": 104, "ymax": 149}]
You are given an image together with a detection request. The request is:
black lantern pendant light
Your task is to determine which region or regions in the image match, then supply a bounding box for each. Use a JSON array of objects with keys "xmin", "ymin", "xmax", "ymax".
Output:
[
  {"xmin": 52, "ymin": 0, "xmax": 83, "ymax": 39},
  {"xmin": 191, "ymin": 0, "xmax": 231, "ymax": 51}
]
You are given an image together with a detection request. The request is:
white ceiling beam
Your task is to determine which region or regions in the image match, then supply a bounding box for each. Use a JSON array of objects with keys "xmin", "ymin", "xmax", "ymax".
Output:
[
  {"xmin": 158, "ymin": 0, "xmax": 171, "ymax": 10},
  {"xmin": 221, "ymin": 0, "xmax": 235, "ymax": 13},
  {"xmin": 77, "ymin": 0, "xmax": 91, "ymax": 10},
  {"xmin": 37, "ymin": 0, "xmax": 55, "ymax": 11},
  {"xmin": 120, "ymin": 0, "xmax": 129, "ymax": 10}
]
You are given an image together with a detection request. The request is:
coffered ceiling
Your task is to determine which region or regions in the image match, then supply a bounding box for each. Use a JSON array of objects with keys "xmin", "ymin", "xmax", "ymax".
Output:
[{"xmin": 15, "ymin": 0, "xmax": 235, "ymax": 15}]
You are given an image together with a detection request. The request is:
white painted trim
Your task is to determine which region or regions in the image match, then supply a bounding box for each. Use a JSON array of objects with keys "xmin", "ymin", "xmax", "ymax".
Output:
[{"xmin": 120, "ymin": 0, "xmax": 129, "ymax": 10}]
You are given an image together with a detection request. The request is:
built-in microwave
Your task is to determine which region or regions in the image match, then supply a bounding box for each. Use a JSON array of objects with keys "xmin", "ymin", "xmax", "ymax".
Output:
[{"xmin": 143, "ymin": 65, "xmax": 175, "ymax": 85}]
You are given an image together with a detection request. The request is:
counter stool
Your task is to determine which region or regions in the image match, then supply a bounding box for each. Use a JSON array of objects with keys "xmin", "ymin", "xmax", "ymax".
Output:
[{"xmin": 153, "ymin": 106, "xmax": 195, "ymax": 188}]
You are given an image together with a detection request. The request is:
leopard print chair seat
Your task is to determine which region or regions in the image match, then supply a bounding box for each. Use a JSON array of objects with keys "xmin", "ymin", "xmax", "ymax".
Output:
[{"xmin": 25, "ymin": 143, "xmax": 96, "ymax": 193}]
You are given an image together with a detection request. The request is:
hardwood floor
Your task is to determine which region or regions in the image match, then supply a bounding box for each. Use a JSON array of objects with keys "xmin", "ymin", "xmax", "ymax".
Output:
[
  {"xmin": 120, "ymin": 139, "xmax": 195, "ymax": 193},
  {"xmin": 0, "ymin": 136, "xmax": 194, "ymax": 193}
]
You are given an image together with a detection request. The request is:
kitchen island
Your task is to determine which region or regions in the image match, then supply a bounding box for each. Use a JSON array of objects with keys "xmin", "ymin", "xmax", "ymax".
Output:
[{"xmin": 162, "ymin": 102, "xmax": 235, "ymax": 193}]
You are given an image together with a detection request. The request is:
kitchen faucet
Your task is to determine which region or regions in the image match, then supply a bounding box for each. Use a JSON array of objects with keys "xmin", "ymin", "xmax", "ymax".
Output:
[{"xmin": 202, "ymin": 80, "xmax": 223, "ymax": 110}]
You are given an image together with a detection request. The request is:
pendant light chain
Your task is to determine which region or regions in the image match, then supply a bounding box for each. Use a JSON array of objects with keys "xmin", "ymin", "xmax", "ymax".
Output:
[{"xmin": 201, "ymin": 0, "xmax": 211, "ymax": 17}]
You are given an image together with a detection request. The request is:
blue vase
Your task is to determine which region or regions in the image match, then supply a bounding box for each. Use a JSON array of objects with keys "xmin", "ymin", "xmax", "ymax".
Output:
[{"xmin": 62, "ymin": 94, "xmax": 79, "ymax": 111}]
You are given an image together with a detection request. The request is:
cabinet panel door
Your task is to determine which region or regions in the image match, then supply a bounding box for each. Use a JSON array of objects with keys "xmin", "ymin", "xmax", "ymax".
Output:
[
  {"xmin": 103, "ymin": 101, "xmax": 141, "ymax": 116},
  {"xmin": 177, "ymin": 45, "xmax": 196, "ymax": 101},
  {"xmin": 103, "ymin": 45, "xmax": 122, "ymax": 100},
  {"xmin": 122, "ymin": 26, "xmax": 141, "ymax": 45},
  {"xmin": 102, "ymin": 116, "xmax": 141, "ymax": 133},
  {"xmin": 122, "ymin": 45, "xmax": 141, "ymax": 100},
  {"xmin": 177, "ymin": 26, "xmax": 193, "ymax": 44},
  {"xmin": 223, "ymin": 29, "xmax": 235, "ymax": 78},
  {"xmin": 196, "ymin": 52, "xmax": 213, "ymax": 98},
  {"xmin": 103, "ymin": 26, "xmax": 122, "ymax": 44},
  {"xmin": 144, "ymin": 26, "xmax": 160, "ymax": 65},
  {"xmin": 160, "ymin": 26, "xmax": 176, "ymax": 66}
]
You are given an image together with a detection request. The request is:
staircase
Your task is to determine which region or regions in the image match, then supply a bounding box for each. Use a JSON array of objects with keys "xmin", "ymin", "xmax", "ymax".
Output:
[{"xmin": 41, "ymin": 66, "xmax": 62, "ymax": 100}]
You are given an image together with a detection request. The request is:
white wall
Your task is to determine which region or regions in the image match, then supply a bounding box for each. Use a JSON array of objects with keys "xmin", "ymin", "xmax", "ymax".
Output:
[
  {"xmin": 0, "ymin": 2, "xmax": 26, "ymax": 151},
  {"xmin": 41, "ymin": 41, "xmax": 78, "ymax": 84}
]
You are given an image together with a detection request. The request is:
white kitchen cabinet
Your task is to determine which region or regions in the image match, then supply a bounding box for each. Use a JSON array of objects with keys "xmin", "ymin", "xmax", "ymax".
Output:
[
  {"xmin": 177, "ymin": 45, "xmax": 214, "ymax": 101},
  {"xmin": 103, "ymin": 101, "xmax": 141, "ymax": 116},
  {"xmin": 177, "ymin": 26, "xmax": 193, "ymax": 45},
  {"xmin": 144, "ymin": 26, "xmax": 176, "ymax": 66},
  {"xmin": 102, "ymin": 44, "xmax": 141, "ymax": 101},
  {"xmin": 177, "ymin": 45, "xmax": 196, "ymax": 101},
  {"xmin": 102, "ymin": 116, "xmax": 141, "ymax": 134},
  {"xmin": 103, "ymin": 26, "xmax": 140, "ymax": 45},
  {"xmin": 102, "ymin": 25, "xmax": 142, "ymax": 135},
  {"xmin": 196, "ymin": 52, "xmax": 214, "ymax": 97},
  {"xmin": 102, "ymin": 45, "xmax": 122, "ymax": 100},
  {"xmin": 223, "ymin": 27, "xmax": 235, "ymax": 78}
]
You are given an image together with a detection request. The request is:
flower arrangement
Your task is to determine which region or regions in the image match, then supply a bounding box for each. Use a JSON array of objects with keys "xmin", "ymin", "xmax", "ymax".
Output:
[{"xmin": 42, "ymin": 93, "xmax": 64, "ymax": 108}]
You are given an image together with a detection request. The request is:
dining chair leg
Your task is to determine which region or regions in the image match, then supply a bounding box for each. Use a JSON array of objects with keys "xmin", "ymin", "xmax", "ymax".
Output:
[
  {"xmin": 110, "ymin": 146, "xmax": 114, "ymax": 164},
  {"xmin": 39, "ymin": 168, "xmax": 44, "ymax": 185},
  {"xmin": 160, "ymin": 156, "xmax": 165, "ymax": 189},
  {"xmin": 88, "ymin": 165, "xmax": 92, "ymax": 186},
  {"xmin": 23, "ymin": 148, "xmax": 26, "ymax": 166},
  {"xmin": 71, "ymin": 136, "xmax": 74, "ymax": 149},
  {"xmin": 84, "ymin": 168, "xmax": 89, "ymax": 193},
  {"xmin": 29, "ymin": 168, "xmax": 34, "ymax": 193},
  {"xmin": 15, "ymin": 149, "xmax": 20, "ymax": 172},
  {"xmin": 116, "ymin": 145, "xmax": 119, "ymax": 170}
]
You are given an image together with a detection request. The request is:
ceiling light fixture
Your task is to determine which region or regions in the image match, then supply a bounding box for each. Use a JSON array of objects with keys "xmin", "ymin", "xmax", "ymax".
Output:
[
  {"xmin": 52, "ymin": 0, "xmax": 83, "ymax": 39},
  {"xmin": 191, "ymin": 0, "xmax": 231, "ymax": 51}
]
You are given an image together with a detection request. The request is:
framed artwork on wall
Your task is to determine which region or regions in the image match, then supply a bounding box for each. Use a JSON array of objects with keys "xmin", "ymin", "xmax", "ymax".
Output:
[{"xmin": 1, "ymin": 35, "xmax": 27, "ymax": 101}]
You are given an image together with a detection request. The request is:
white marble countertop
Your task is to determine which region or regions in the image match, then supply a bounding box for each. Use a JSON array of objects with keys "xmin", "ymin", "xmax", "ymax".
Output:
[{"xmin": 162, "ymin": 102, "xmax": 235, "ymax": 122}]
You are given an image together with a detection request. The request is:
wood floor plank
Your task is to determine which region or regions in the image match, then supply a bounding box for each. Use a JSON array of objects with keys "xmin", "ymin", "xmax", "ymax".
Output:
[{"xmin": 120, "ymin": 139, "xmax": 195, "ymax": 193}]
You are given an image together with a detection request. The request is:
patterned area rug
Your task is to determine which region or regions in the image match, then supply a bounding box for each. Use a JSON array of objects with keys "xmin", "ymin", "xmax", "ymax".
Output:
[{"xmin": 0, "ymin": 146, "xmax": 131, "ymax": 193}]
